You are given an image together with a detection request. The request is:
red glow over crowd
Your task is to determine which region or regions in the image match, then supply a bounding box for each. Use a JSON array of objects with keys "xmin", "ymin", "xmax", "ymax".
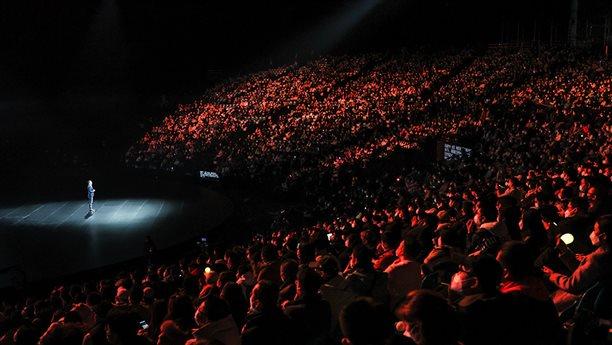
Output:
[{"xmin": 1, "ymin": 48, "xmax": 611, "ymax": 345}]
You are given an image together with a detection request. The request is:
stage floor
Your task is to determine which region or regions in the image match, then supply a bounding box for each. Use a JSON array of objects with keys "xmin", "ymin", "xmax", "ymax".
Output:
[{"xmin": 0, "ymin": 187, "xmax": 232, "ymax": 286}]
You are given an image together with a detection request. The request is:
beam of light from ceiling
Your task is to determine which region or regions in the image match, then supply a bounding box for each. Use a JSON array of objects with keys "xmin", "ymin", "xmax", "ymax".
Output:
[{"xmin": 278, "ymin": 0, "xmax": 383, "ymax": 60}]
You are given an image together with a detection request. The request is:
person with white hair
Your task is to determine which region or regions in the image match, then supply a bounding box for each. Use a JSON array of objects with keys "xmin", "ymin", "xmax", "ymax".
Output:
[{"xmin": 87, "ymin": 180, "xmax": 96, "ymax": 213}]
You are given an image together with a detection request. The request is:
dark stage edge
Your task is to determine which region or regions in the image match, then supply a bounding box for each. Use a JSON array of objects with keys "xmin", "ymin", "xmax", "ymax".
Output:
[{"xmin": 0, "ymin": 188, "xmax": 232, "ymax": 286}]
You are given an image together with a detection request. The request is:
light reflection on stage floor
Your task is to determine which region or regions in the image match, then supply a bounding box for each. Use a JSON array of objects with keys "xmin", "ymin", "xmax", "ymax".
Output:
[
  {"xmin": 0, "ymin": 199, "xmax": 181, "ymax": 228},
  {"xmin": 0, "ymin": 190, "xmax": 232, "ymax": 286}
]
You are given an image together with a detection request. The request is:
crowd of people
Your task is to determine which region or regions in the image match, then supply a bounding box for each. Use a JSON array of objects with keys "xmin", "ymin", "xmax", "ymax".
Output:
[
  {"xmin": 1, "ymin": 47, "xmax": 611, "ymax": 345},
  {"xmin": 125, "ymin": 52, "xmax": 468, "ymax": 179}
]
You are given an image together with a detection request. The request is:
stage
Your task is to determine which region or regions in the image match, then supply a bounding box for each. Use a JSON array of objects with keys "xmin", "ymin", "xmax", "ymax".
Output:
[{"xmin": 0, "ymin": 183, "xmax": 233, "ymax": 286}]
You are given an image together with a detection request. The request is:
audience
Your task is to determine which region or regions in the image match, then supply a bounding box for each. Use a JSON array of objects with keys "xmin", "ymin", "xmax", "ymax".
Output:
[{"xmin": 1, "ymin": 47, "xmax": 611, "ymax": 345}]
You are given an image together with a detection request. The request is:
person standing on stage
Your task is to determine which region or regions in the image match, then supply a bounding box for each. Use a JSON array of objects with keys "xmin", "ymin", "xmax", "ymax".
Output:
[{"xmin": 87, "ymin": 180, "xmax": 96, "ymax": 213}]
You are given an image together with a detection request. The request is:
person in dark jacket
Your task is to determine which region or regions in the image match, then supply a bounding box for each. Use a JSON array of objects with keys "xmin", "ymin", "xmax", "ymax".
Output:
[
  {"xmin": 241, "ymin": 280, "xmax": 293, "ymax": 345},
  {"xmin": 344, "ymin": 245, "xmax": 389, "ymax": 305},
  {"xmin": 340, "ymin": 297, "xmax": 413, "ymax": 345},
  {"xmin": 396, "ymin": 290, "xmax": 458, "ymax": 345},
  {"xmin": 452, "ymin": 255, "xmax": 503, "ymax": 345},
  {"xmin": 284, "ymin": 268, "xmax": 332, "ymax": 345},
  {"xmin": 104, "ymin": 309, "xmax": 152, "ymax": 345},
  {"xmin": 497, "ymin": 242, "xmax": 561, "ymax": 345}
]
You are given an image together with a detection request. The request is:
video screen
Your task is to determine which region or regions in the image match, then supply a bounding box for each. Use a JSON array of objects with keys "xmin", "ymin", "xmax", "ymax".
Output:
[{"xmin": 443, "ymin": 144, "xmax": 472, "ymax": 160}]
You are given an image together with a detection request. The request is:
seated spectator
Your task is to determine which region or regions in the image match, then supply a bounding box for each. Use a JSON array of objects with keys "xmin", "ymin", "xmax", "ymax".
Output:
[
  {"xmin": 373, "ymin": 231, "xmax": 399, "ymax": 271},
  {"xmin": 344, "ymin": 245, "xmax": 389, "ymax": 304},
  {"xmin": 297, "ymin": 242, "xmax": 317, "ymax": 269},
  {"xmin": 39, "ymin": 322, "xmax": 84, "ymax": 345},
  {"xmin": 70, "ymin": 303, "xmax": 96, "ymax": 332},
  {"xmin": 221, "ymin": 282, "xmax": 249, "ymax": 329},
  {"xmin": 479, "ymin": 202, "xmax": 511, "ymax": 243},
  {"xmin": 339, "ymin": 297, "xmax": 410, "ymax": 345},
  {"xmin": 284, "ymin": 268, "xmax": 332, "ymax": 345},
  {"xmin": 188, "ymin": 295, "xmax": 241, "ymax": 345},
  {"xmin": 241, "ymin": 280, "xmax": 293, "ymax": 345},
  {"xmin": 105, "ymin": 309, "xmax": 152, "ymax": 345},
  {"xmin": 467, "ymin": 203, "xmax": 504, "ymax": 256},
  {"xmin": 423, "ymin": 225, "xmax": 462, "ymax": 275},
  {"xmin": 317, "ymin": 255, "xmax": 356, "ymax": 338},
  {"xmin": 164, "ymin": 294, "xmax": 197, "ymax": 334},
  {"xmin": 496, "ymin": 177, "xmax": 522, "ymax": 203},
  {"xmin": 158, "ymin": 320, "xmax": 189, "ymax": 345},
  {"xmin": 587, "ymin": 186, "xmax": 608, "ymax": 218},
  {"xmin": 129, "ymin": 286, "xmax": 151, "ymax": 322},
  {"xmin": 279, "ymin": 259, "xmax": 299, "ymax": 306},
  {"xmin": 543, "ymin": 215, "xmax": 612, "ymax": 312},
  {"xmin": 82, "ymin": 295, "xmax": 113, "ymax": 345},
  {"xmin": 519, "ymin": 208, "xmax": 549, "ymax": 253},
  {"xmin": 236, "ymin": 264, "xmax": 256, "ymax": 297},
  {"xmin": 497, "ymin": 196, "xmax": 522, "ymax": 241},
  {"xmin": 385, "ymin": 235, "xmax": 423, "ymax": 307},
  {"xmin": 497, "ymin": 241, "xmax": 550, "ymax": 301},
  {"xmin": 257, "ymin": 245, "xmax": 282, "ymax": 284},
  {"xmin": 339, "ymin": 233, "xmax": 362, "ymax": 269},
  {"xmin": 113, "ymin": 287, "xmax": 130, "ymax": 309},
  {"xmin": 217, "ymin": 271, "xmax": 238, "ymax": 291},
  {"xmin": 13, "ymin": 325, "xmax": 39, "ymax": 345},
  {"xmin": 396, "ymin": 290, "xmax": 458, "ymax": 345},
  {"xmin": 557, "ymin": 197, "xmax": 593, "ymax": 254},
  {"xmin": 451, "ymin": 255, "xmax": 503, "ymax": 345},
  {"xmin": 497, "ymin": 242, "xmax": 561, "ymax": 345}
]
